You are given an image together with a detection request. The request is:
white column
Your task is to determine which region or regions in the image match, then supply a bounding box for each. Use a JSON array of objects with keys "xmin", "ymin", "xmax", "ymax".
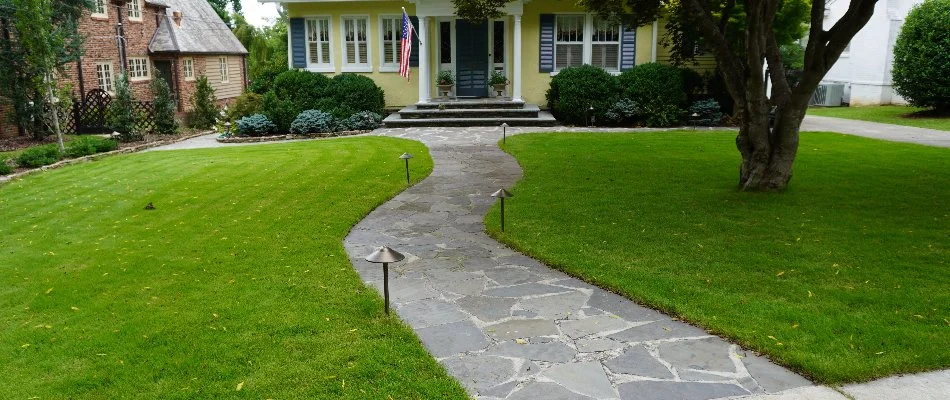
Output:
[
  {"xmin": 417, "ymin": 16, "xmax": 430, "ymax": 104},
  {"xmin": 512, "ymin": 14, "xmax": 523, "ymax": 102},
  {"xmin": 651, "ymin": 21, "xmax": 658, "ymax": 63}
]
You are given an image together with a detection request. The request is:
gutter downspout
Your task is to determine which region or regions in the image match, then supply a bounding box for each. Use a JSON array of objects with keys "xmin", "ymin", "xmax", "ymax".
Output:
[{"xmin": 651, "ymin": 20, "xmax": 657, "ymax": 63}]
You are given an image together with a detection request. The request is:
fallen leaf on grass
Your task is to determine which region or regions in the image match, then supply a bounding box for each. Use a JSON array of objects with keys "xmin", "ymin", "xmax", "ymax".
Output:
[
  {"xmin": 45, "ymin": 288, "xmax": 53, "ymax": 294},
  {"xmin": 236, "ymin": 381, "xmax": 244, "ymax": 391},
  {"xmin": 776, "ymin": 271, "xmax": 785, "ymax": 277}
]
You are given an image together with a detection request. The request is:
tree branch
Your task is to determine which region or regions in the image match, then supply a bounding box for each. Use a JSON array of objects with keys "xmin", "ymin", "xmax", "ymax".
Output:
[
  {"xmin": 766, "ymin": 34, "xmax": 791, "ymax": 105},
  {"xmin": 718, "ymin": 0, "xmax": 736, "ymax": 33},
  {"xmin": 682, "ymin": 0, "xmax": 746, "ymax": 101}
]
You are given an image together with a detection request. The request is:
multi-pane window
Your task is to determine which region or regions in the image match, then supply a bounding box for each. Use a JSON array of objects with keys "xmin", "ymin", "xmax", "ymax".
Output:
[
  {"xmin": 591, "ymin": 16, "xmax": 620, "ymax": 71},
  {"xmin": 96, "ymin": 62, "xmax": 114, "ymax": 93},
  {"xmin": 218, "ymin": 57, "xmax": 229, "ymax": 83},
  {"xmin": 554, "ymin": 15, "xmax": 584, "ymax": 70},
  {"xmin": 92, "ymin": 0, "xmax": 107, "ymax": 17},
  {"xmin": 342, "ymin": 16, "xmax": 370, "ymax": 69},
  {"xmin": 128, "ymin": 0, "xmax": 141, "ymax": 20},
  {"xmin": 183, "ymin": 58, "xmax": 195, "ymax": 80},
  {"xmin": 306, "ymin": 18, "xmax": 332, "ymax": 68},
  {"xmin": 380, "ymin": 16, "xmax": 403, "ymax": 71},
  {"xmin": 127, "ymin": 57, "xmax": 150, "ymax": 81}
]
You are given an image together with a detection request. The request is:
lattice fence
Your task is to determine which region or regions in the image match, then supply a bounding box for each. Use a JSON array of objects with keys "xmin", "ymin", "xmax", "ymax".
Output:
[{"xmin": 66, "ymin": 89, "xmax": 158, "ymax": 135}]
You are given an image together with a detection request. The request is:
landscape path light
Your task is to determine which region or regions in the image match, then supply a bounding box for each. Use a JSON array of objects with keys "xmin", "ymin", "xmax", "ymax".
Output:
[
  {"xmin": 399, "ymin": 153, "xmax": 413, "ymax": 184},
  {"xmin": 501, "ymin": 122, "xmax": 509, "ymax": 144},
  {"xmin": 364, "ymin": 246, "xmax": 406, "ymax": 315},
  {"xmin": 491, "ymin": 188, "xmax": 513, "ymax": 232}
]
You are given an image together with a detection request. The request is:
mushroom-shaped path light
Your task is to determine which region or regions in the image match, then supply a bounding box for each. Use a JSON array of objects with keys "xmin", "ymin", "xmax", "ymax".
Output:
[
  {"xmin": 491, "ymin": 188, "xmax": 514, "ymax": 232},
  {"xmin": 399, "ymin": 153, "xmax": 414, "ymax": 184},
  {"xmin": 364, "ymin": 246, "xmax": 406, "ymax": 315}
]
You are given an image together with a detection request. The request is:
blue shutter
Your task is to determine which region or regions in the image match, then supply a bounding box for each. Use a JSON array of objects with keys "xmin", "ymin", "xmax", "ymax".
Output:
[
  {"xmin": 619, "ymin": 22, "xmax": 637, "ymax": 71},
  {"xmin": 409, "ymin": 16, "xmax": 420, "ymax": 67},
  {"xmin": 539, "ymin": 14, "xmax": 555, "ymax": 73},
  {"xmin": 290, "ymin": 18, "xmax": 306, "ymax": 69}
]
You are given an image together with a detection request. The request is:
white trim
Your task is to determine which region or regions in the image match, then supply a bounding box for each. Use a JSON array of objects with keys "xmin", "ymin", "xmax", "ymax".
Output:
[
  {"xmin": 378, "ymin": 14, "xmax": 403, "ymax": 73},
  {"xmin": 127, "ymin": 57, "xmax": 151, "ymax": 81},
  {"xmin": 305, "ymin": 16, "xmax": 334, "ymax": 71},
  {"xmin": 218, "ymin": 56, "xmax": 230, "ymax": 83},
  {"xmin": 95, "ymin": 61, "xmax": 115, "ymax": 95},
  {"xmin": 651, "ymin": 20, "xmax": 658, "ymax": 63},
  {"xmin": 417, "ymin": 16, "xmax": 429, "ymax": 103},
  {"xmin": 127, "ymin": 0, "xmax": 143, "ymax": 21},
  {"xmin": 552, "ymin": 13, "xmax": 621, "ymax": 72},
  {"xmin": 512, "ymin": 14, "xmax": 522, "ymax": 101},
  {"xmin": 91, "ymin": 0, "xmax": 107, "ymax": 18},
  {"xmin": 286, "ymin": 24, "xmax": 293, "ymax": 69},
  {"xmin": 183, "ymin": 58, "xmax": 195, "ymax": 81},
  {"xmin": 341, "ymin": 15, "xmax": 372, "ymax": 69}
]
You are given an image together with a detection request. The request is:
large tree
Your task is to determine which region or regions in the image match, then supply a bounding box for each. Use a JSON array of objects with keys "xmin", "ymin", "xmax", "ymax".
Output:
[
  {"xmin": 458, "ymin": 0, "xmax": 877, "ymax": 191},
  {"xmin": 0, "ymin": 0, "xmax": 90, "ymax": 141}
]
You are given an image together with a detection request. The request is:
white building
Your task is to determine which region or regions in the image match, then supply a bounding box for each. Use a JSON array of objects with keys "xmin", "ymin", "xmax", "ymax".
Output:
[{"xmin": 822, "ymin": 0, "xmax": 921, "ymax": 105}]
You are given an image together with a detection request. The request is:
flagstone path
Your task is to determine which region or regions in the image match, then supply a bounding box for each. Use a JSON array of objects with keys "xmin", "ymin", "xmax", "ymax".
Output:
[{"xmin": 343, "ymin": 127, "xmax": 817, "ymax": 400}]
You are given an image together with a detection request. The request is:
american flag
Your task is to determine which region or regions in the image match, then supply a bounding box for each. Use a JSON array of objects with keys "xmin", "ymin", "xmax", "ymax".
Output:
[{"xmin": 399, "ymin": 11, "xmax": 412, "ymax": 80}]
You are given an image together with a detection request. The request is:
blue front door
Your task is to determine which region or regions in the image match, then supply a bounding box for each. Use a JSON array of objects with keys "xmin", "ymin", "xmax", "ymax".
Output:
[{"xmin": 455, "ymin": 20, "xmax": 488, "ymax": 97}]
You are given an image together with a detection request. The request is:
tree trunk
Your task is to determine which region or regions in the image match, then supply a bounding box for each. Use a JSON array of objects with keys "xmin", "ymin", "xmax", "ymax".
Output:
[{"xmin": 736, "ymin": 100, "xmax": 805, "ymax": 192}]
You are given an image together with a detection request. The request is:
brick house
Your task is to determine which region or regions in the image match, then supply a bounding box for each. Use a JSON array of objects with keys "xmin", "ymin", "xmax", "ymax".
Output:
[{"xmin": 0, "ymin": 0, "xmax": 247, "ymax": 137}]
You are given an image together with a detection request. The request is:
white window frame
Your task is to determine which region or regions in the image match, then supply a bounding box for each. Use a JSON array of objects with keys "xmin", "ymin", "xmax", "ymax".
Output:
[
  {"xmin": 127, "ymin": 57, "xmax": 151, "ymax": 81},
  {"xmin": 305, "ymin": 16, "xmax": 334, "ymax": 72},
  {"xmin": 378, "ymin": 15, "xmax": 404, "ymax": 73},
  {"xmin": 554, "ymin": 14, "xmax": 586, "ymax": 72},
  {"xmin": 218, "ymin": 57, "xmax": 229, "ymax": 83},
  {"xmin": 92, "ymin": 0, "xmax": 107, "ymax": 18},
  {"xmin": 341, "ymin": 15, "xmax": 372, "ymax": 72},
  {"xmin": 182, "ymin": 58, "xmax": 195, "ymax": 81},
  {"xmin": 590, "ymin": 15, "xmax": 621, "ymax": 72},
  {"xmin": 552, "ymin": 13, "xmax": 623, "ymax": 75},
  {"xmin": 95, "ymin": 62, "xmax": 115, "ymax": 94},
  {"xmin": 128, "ymin": 0, "xmax": 142, "ymax": 21}
]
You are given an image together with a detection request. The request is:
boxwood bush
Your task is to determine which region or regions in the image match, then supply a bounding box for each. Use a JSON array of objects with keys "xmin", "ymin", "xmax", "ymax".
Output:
[
  {"xmin": 66, "ymin": 136, "xmax": 118, "ymax": 158},
  {"xmin": 546, "ymin": 65, "xmax": 619, "ymax": 125},
  {"xmin": 892, "ymin": 0, "xmax": 950, "ymax": 112},
  {"xmin": 17, "ymin": 144, "xmax": 61, "ymax": 168},
  {"xmin": 236, "ymin": 114, "xmax": 277, "ymax": 137},
  {"xmin": 323, "ymin": 74, "xmax": 386, "ymax": 120},
  {"xmin": 290, "ymin": 110, "xmax": 336, "ymax": 135},
  {"xmin": 617, "ymin": 63, "xmax": 688, "ymax": 127},
  {"xmin": 0, "ymin": 160, "xmax": 13, "ymax": 175}
]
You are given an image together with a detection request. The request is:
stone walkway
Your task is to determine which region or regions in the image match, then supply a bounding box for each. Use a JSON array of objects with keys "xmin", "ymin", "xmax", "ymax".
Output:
[{"xmin": 344, "ymin": 127, "xmax": 815, "ymax": 400}]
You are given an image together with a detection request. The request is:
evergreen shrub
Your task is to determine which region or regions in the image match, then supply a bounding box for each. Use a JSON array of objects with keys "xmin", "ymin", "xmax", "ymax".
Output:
[
  {"xmin": 16, "ymin": 144, "xmax": 61, "ymax": 168},
  {"xmin": 892, "ymin": 0, "xmax": 950, "ymax": 112},
  {"xmin": 235, "ymin": 114, "xmax": 277, "ymax": 137},
  {"xmin": 546, "ymin": 65, "xmax": 619, "ymax": 125},
  {"xmin": 290, "ymin": 110, "xmax": 336, "ymax": 135}
]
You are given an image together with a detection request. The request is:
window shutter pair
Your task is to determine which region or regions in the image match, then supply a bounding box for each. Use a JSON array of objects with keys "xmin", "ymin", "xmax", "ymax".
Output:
[
  {"xmin": 538, "ymin": 14, "xmax": 638, "ymax": 72},
  {"xmin": 289, "ymin": 16, "xmax": 420, "ymax": 69}
]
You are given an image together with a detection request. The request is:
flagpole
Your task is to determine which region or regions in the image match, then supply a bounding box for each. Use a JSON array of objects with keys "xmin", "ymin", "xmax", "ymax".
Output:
[{"xmin": 402, "ymin": 7, "xmax": 423, "ymax": 45}]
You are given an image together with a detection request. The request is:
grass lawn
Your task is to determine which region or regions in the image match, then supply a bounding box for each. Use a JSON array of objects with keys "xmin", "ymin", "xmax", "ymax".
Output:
[
  {"xmin": 808, "ymin": 105, "xmax": 950, "ymax": 131},
  {"xmin": 489, "ymin": 131, "xmax": 948, "ymax": 384},
  {"xmin": 0, "ymin": 138, "xmax": 467, "ymax": 399}
]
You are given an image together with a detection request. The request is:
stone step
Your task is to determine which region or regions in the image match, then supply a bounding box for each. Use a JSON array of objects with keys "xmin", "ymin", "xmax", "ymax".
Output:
[
  {"xmin": 416, "ymin": 99, "xmax": 526, "ymax": 110},
  {"xmin": 400, "ymin": 105, "xmax": 540, "ymax": 119},
  {"xmin": 383, "ymin": 111, "xmax": 558, "ymax": 128}
]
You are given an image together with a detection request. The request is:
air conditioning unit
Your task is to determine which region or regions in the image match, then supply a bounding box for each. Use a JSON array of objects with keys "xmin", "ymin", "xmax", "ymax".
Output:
[{"xmin": 810, "ymin": 83, "xmax": 845, "ymax": 106}]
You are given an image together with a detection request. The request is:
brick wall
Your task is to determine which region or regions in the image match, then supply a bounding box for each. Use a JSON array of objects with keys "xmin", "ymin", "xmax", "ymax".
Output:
[{"xmin": 0, "ymin": 100, "xmax": 17, "ymax": 137}]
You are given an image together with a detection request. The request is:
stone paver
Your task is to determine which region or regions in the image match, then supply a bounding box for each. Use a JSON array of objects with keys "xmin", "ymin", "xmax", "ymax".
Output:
[{"xmin": 343, "ymin": 127, "xmax": 814, "ymax": 399}]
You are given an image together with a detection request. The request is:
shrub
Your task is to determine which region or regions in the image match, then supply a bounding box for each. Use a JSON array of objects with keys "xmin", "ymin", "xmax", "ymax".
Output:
[
  {"xmin": 688, "ymin": 99, "xmax": 724, "ymax": 126},
  {"xmin": 603, "ymin": 98, "xmax": 641, "ymax": 126},
  {"xmin": 189, "ymin": 75, "xmax": 219, "ymax": 129},
  {"xmin": 108, "ymin": 74, "xmax": 140, "ymax": 142},
  {"xmin": 248, "ymin": 64, "xmax": 288, "ymax": 94},
  {"xmin": 227, "ymin": 92, "xmax": 264, "ymax": 122},
  {"xmin": 235, "ymin": 114, "xmax": 277, "ymax": 137},
  {"xmin": 151, "ymin": 75, "xmax": 178, "ymax": 135},
  {"xmin": 262, "ymin": 91, "xmax": 298, "ymax": 133},
  {"xmin": 546, "ymin": 65, "xmax": 620, "ymax": 125},
  {"xmin": 337, "ymin": 111, "xmax": 382, "ymax": 131},
  {"xmin": 892, "ymin": 0, "xmax": 950, "ymax": 112},
  {"xmin": 65, "ymin": 136, "xmax": 119, "ymax": 158},
  {"xmin": 642, "ymin": 104, "xmax": 684, "ymax": 128},
  {"xmin": 16, "ymin": 144, "xmax": 61, "ymax": 168},
  {"xmin": 290, "ymin": 110, "xmax": 336, "ymax": 135},
  {"xmin": 680, "ymin": 68, "xmax": 705, "ymax": 103},
  {"xmin": 0, "ymin": 160, "xmax": 13, "ymax": 175},
  {"xmin": 271, "ymin": 70, "xmax": 333, "ymax": 110},
  {"xmin": 323, "ymin": 74, "xmax": 386, "ymax": 119},
  {"xmin": 617, "ymin": 63, "xmax": 687, "ymax": 114}
]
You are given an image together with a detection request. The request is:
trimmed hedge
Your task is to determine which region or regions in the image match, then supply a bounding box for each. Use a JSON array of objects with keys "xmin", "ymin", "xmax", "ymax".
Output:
[
  {"xmin": 323, "ymin": 74, "xmax": 386, "ymax": 120},
  {"xmin": 617, "ymin": 63, "xmax": 687, "ymax": 111},
  {"xmin": 892, "ymin": 0, "xmax": 950, "ymax": 112},
  {"xmin": 546, "ymin": 65, "xmax": 620, "ymax": 125},
  {"xmin": 262, "ymin": 71, "xmax": 385, "ymax": 132},
  {"xmin": 0, "ymin": 160, "xmax": 13, "ymax": 175},
  {"xmin": 290, "ymin": 110, "xmax": 336, "ymax": 135},
  {"xmin": 16, "ymin": 144, "xmax": 61, "ymax": 168},
  {"xmin": 65, "ymin": 136, "xmax": 118, "ymax": 158}
]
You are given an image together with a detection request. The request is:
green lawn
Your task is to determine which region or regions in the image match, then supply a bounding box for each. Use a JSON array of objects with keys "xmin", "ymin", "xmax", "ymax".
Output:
[
  {"xmin": 808, "ymin": 105, "xmax": 950, "ymax": 131},
  {"xmin": 0, "ymin": 138, "xmax": 467, "ymax": 399},
  {"xmin": 489, "ymin": 131, "xmax": 948, "ymax": 384}
]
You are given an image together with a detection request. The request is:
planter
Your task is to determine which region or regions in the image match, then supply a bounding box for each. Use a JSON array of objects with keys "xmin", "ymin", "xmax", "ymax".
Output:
[
  {"xmin": 437, "ymin": 84, "xmax": 454, "ymax": 99},
  {"xmin": 492, "ymin": 83, "xmax": 507, "ymax": 97}
]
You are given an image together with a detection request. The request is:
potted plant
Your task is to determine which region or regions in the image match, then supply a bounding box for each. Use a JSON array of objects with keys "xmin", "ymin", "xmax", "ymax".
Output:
[
  {"xmin": 436, "ymin": 70, "xmax": 454, "ymax": 99},
  {"xmin": 488, "ymin": 70, "xmax": 509, "ymax": 97}
]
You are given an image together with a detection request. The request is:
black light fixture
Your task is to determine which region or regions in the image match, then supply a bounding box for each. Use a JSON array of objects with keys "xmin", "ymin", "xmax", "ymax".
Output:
[
  {"xmin": 399, "ymin": 153, "xmax": 413, "ymax": 184},
  {"xmin": 501, "ymin": 122, "xmax": 509, "ymax": 144},
  {"xmin": 491, "ymin": 188, "xmax": 513, "ymax": 232},
  {"xmin": 364, "ymin": 246, "xmax": 406, "ymax": 315}
]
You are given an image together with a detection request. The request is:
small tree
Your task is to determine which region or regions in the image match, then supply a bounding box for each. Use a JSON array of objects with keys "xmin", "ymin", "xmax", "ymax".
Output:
[
  {"xmin": 151, "ymin": 75, "xmax": 178, "ymax": 134},
  {"xmin": 189, "ymin": 75, "xmax": 218, "ymax": 129},
  {"xmin": 892, "ymin": 0, "xmax": 950, "ymax": 113},
  {"xmin": 108, "ymin": 74, "xmax": 139, "ymax": 142}
]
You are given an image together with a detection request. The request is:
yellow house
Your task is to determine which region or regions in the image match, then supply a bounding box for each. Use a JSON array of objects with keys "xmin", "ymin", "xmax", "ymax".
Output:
[{"xmin": 264, "ymin": 0, "xmax": 672, "ymax": 106}]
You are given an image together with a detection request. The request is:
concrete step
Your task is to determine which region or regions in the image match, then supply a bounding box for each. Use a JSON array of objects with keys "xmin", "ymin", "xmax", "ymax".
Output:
[
  {"xmin": 383, "ymin": 111, "xmax": 558, "ymax": 128},
  {"xmin": 416, "ymin": 99, "xmax": 526, "ymax": 110},
  {"xmin": 399, "ymin": 105, "xmax": 540, "ymax": 119}
]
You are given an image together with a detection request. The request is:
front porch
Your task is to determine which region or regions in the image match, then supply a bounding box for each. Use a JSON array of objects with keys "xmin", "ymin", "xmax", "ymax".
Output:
[{"xmin": 383, "ymin": 98, "xmax": 557, "ymax": 127}]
